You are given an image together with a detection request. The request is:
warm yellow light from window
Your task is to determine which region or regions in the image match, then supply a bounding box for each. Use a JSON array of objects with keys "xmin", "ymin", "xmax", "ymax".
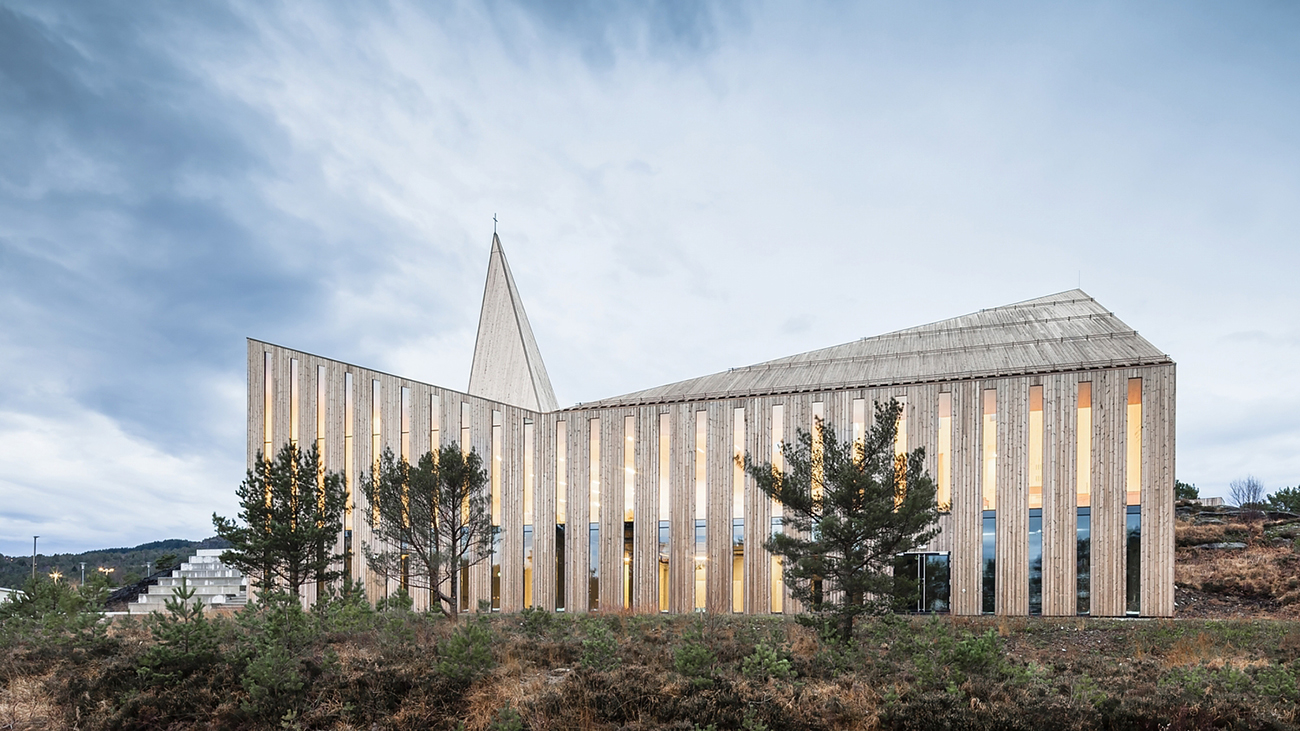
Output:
[
  {"xmin": 624, "ymin": 415, "xmax": 635, "ymax": 522},
  {"xmin": 556, "ymin": 421, "xmax": 567, "ymax": 526},
  {"xmin": 937, "ymin": 393, "xmax": 952, "ymax": 511},
  {"xmin": 1029, "ymin": 385, "xmax": 1044, "ymax": 510},
  {"xmin": 982, "ymin": 390, "xmax": 997, "ymax": 511},
  {"xmin": 1077, "ymin": 382, "xmax": 1092, "ymax": 508},
  {"xmin": 1127, "ymin": 378, "xmax": 1142, "ymax": 506}
]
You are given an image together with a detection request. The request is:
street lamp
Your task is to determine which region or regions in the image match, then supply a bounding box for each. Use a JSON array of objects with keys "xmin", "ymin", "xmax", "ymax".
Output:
[
  {"xmin": 49, "ymin": 570, "xmax": 62, "ymax": 583},
  {"xmin": 80, "ymin": 562, "xmax": 86, "ymax": 584},
  {"xmin": 31, "ymin": 536, "xmax": 39, "ymax": 580}
]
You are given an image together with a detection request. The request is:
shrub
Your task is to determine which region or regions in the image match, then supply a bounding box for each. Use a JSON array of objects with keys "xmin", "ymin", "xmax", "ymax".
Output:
[
  {"xmin": 580, "ymin": 618, "xmax": 620, "ymax": 671},
  {"xmin": 438, "ymin": 617, "xmax": 495, "ymax": 683},
  {"xmin": 489, "ymin": 704, "xmax": 525, "ymax": 731},
  {"xmin": 137, "ymin": 579, "xmax": 220, "ymax": 685},
  {"xmin": 674, "ymin": 639, "xmax": 717, "ymax": 687},
  {"xmin": 741, "ymin": 642, "xmax": 793, "ymax": 681},
  {"xmin": 519, "ymin": 605, "xmax": 554, "ymax": 637}
]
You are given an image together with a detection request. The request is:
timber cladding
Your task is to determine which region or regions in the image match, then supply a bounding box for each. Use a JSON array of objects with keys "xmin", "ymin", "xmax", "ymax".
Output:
[
  {"xmin": 246, "ymin": 241, "xmax": 1174, "ymax": 618},
  {"xmin": 246, "ymin": 350, "xmax": 1174, "ymax": 618}
]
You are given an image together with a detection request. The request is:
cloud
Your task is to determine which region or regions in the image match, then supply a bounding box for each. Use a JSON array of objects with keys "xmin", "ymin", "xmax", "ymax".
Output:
[{"xmin": 1, "ymin": 0, "xmax": 1299, "ymax": 553}]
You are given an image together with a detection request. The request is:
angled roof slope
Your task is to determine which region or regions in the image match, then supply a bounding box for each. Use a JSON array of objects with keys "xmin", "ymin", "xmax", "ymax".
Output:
[
  {"xmin": 575, "ymin": 290, "xmax": 1171, "ymax": 409},
  {"xmin": 467, "ymin": 234, "xmax": 559, "ymax": 412}
]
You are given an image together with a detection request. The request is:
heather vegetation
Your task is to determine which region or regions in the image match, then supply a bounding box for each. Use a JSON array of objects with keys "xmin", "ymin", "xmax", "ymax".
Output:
[{"xmin": 3, "ymin": 578, "xmax": 1300, "ymax": 730}]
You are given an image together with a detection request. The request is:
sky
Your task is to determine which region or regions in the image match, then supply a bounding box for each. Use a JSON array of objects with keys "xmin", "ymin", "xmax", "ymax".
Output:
[{"xmin": 1, "ymin": 1, "xmax": 1298, "ymax": 556}]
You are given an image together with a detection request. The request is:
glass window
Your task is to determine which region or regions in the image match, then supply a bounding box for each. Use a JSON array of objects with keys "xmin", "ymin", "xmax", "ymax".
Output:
[
  {"xmin": 523, "ymin": 421, "xmax": 534, "ymax": 524},
  {"xmin": 400, "ymin": 387, "xmax": 410, "ymax": 460},
  {"xmin": 937, "ymin": 393, "xmax": 952, "ymax": 511},
  {"xmin": 491, "ymin": 411, "xmax": 502, "ymax": 611},
  {"xmin": 770, "ymin": 404, "xmax": 784, "ymax": 614},
  {"xmin": 623, "ymin": 519, "xmax": 634, "ymax": 609},
  {"xmin": 1029, "ymin": 385, "xmax": 1043, "ymax": 510},
  {"xmin": 1127, "ymin": 378, "xmax": 1143, "ymax": 507},
  {"xmin": 658, "ymin": 413, "xmax": 670, "ymax": 612},
  {"xmin": 316, "ymin": 365, "xmax": 326, "ymax": 464},
  {"xmin": 694, "ymin": 410, "xmax": 707, "ymax": 610},
  {"xmin": 982, "ymin": 390, "xmax": 997, "ymax": 511},
  {"xmin": 1028, "ymin": 510, "xmax": 1042, "ymax": 615},
  {"xmin": 694, "ymin": 519, "xmax": 706, "ymax": 611},
  {"xmin": 852, "ymin": 398, "xmax": 866, "ymax": 457},
  {"xmin": 289, "ymin": 358, "xmax": 299, "ymax": 447},
  {"xmin": 982, "ymin": 512, "xmax": 996, "ymax": 614},
  {"xmin": 658, "ymin": 521, "xmax": 670, "ymax": 613},
  {"xmin": 624, "ymin": 415, "xmax": 636, "ymax": 522},
  {"xmin": 894, "ymin": 395, "xmax": 908, "ymax": 508},
  {"xmin": 770, "ymin": 517, "xmax": 784, "ymax": 614},
  {"xmin": 522, "ymin": 525, "xmax": 533, "ymax": 609},
  {"xmin": 263, "ymin": 352, "xmax": 273, "ymax": 457},
  {"xmin": 811, "ymin": 402, "xmax": 824, "ymax": 504},
  {"xmin": 343, "ymin": 372, "xmax": 354, "ymax": 579},
  {"xmin": 556, "ymin": 420, "xmax": 567, "ymax": 612},
  {"xmin": 430, "ymin": 394, "xmax": 440, "ymax": 456},
  {"xmin": 732, "ymin": 407, "xmax": 744, "ymax": 612},
  {"xmin": 1077, "ymin": 383, "xmax": 1092, "ymax": 508},
  {"xmin": 590, "ymin": 419, "xmax": 600, "ymax": 611},
  {"xmin": 1076, "ymin": 508, "xmax": 1090, "ymax": 615},
  {"xmin": 732, "ymin": 518, "xmax": 744, "ymax": 613},
  {"xmin": 1126, "ymin": 506, "xmax": 1141, "ymax": 615}
]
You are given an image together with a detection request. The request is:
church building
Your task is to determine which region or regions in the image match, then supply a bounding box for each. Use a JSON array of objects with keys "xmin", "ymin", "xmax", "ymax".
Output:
[{"xmin": 247, "ymin": 234, "xmax": 1176, "ymax": 617}]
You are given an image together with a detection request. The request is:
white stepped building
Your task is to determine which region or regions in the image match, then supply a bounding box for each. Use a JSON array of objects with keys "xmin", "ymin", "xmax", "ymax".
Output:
[{"xmin": 129, "ymin": 549, "xmax": 247, "ymax": 615}]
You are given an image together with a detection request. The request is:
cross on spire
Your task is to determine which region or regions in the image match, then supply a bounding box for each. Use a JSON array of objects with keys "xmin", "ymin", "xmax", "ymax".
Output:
[{"xmin": 493, "ymin": 213, "xmax": 497, "ymax": 233}]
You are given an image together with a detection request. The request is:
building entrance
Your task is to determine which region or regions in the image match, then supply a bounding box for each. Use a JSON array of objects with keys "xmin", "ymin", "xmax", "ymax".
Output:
[{"xmin": 894, "ymin": 552, "xmax": 950, "ymax": 613}]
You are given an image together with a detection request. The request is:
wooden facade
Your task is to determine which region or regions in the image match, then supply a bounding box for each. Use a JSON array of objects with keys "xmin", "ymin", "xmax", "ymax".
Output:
[
  {"xmin": 246, "ymin": 350, "xmax": 1174, "ymax": 618},
  {"xmin": 246, "ymin": 241, "xmax": 1175, "ymax": 617}
]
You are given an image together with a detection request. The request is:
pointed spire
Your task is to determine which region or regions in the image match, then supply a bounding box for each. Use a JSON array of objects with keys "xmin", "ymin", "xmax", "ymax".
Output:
[{"xmin": 467, "ymin": 233, "xmax": 559, "ymax": 412}]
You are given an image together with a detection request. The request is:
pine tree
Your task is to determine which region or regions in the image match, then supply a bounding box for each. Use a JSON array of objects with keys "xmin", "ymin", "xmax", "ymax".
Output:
[
  {"xmin": 362, "ymin": 444, "xmax": 491, "ymax": 618},
  {"xmin": 213, "ymin": 442, "xmax": 348, "ymax": 596},
  {"xmin": 745, "ymin": 399, "xmax": 940, "ymax": 643}
]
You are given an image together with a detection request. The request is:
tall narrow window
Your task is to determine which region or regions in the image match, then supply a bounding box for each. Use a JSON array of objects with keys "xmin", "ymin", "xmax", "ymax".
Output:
[
  {"xmin": 491, "ymin": 411, "xmax": 501, "ymax": 611},
  {"xmin": 400, "ymin": 387, "xmax": 410, "ymax": 461},
  {"xmin": 372, "ymin": 380, "xmax": 381, "ymax": 526},
  {"xmin": 263, "ymin": 352, "xmax": 273, "ymax": 458},
  {"xmin": 1077, "ymin": 383, "xmax": 1092, "ymax": 508},
  {"xmin": 851, "ymin": 398, "xmax": 866, "ymax": 456},
  {"xmin": 770, "ymin": 404, "xmax": 784, "ymax": 614},
  {"xmin": 1028, "ymin": 510, "xmax": 1042, "ymax": 615},
  {"xmin": 982, "ymin": 512, "xmax": 996, "ymax": 614},
  {"xmin": 732, "ymin": 407, "xmax": 745, "ymax": 613},
  {"xmin": 811, "ymin": 402, "xmax": 824, "ymax": 505},
  {"xmin": 589, "ymin": 419, "xmax": 600, "ymax": 611},
  {"xmin": 343, "ymin": 372, "xmax": 354, "ymax": 582},
  {"xmin": 460, "ymin": 403, "xmax": 471, "ymax": 456},
  {"xmin": 316, "ymin": 365, "xmax": 326, "ymax": 466},
  {"xmin": 893, "ymin": 396, "xmax": 908, "ymax": 507},
  {"xmin": 1076, "ymin": 508, "xmax": 1090, "ymax": 615},
  {"xmin": 982, "ymin": 390, "xmax": 997, "ymax": 511},
  {"xmin": 894, "ymin": 395, "xmax": 908, "ymax": 461},
  {"xmin": 460, "ymin": 402, "xmax": 470, "ymax": 612},
  {"xmin": 289, "ymin": 359, "xmax": 299, "ymax": 447},
  {"xmin": 555, "ymin": 421, "xmax": 567, "ymax": 612},
  {"xmin": 937, "ymin": 393, "xmax": 952, "ymax": 511},
  {"xmin": 1127, "ymin": 378, "xmax": 1143, "ymax": 507},
  {"xmin": 1126, "ymin": 506, "xmax": 1141, "ymax": 615},
  {"xmin": 399, "ymin": 386, "xmax": 411, "ymax": 593},
  {"xmin": 1029, "ymin": 385, "xmax": 1043, "ymax": 510},
  {"xmin": 694, "ymin": 410, "xmax": 707, "ymax": 611},
  {"xmin": 658, "ymin": 412, "xmax": 670, "ymax": 612},
  {"xmin": 523, "ymin": 419, "xmax": 534, "ymax": 609},
  {"xmin": 623, "ymin": 415, "xmax": 635, "ymax": 608},
  {"xmin": 430, "ymin": 394, "xmax": 440, "ymax": 457}
]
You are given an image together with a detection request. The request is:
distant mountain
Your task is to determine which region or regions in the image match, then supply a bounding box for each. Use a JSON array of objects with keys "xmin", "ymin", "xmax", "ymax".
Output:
[{"xmin": 0, "ymin": 537, "xmax": 230, "ymax": 589}]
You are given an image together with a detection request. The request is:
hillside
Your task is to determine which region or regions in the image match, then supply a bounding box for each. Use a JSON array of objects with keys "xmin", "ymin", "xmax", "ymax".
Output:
[
  {"xmin": 1174, "ymin": 506, "xmax": 1300, "ymax": 619},
  {"xmin": 0, "ymin": 537, "xmax": 229, "ymax": 590}
]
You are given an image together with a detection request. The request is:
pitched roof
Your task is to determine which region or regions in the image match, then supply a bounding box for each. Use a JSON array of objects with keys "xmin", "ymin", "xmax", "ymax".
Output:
[
  {"xmin": 467, "ymin": 234, "xmax": 559, "ymax": 412},
  {"xmin": 572, "ymin": 290, "xmax": 1171, "ymax": 409}
]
